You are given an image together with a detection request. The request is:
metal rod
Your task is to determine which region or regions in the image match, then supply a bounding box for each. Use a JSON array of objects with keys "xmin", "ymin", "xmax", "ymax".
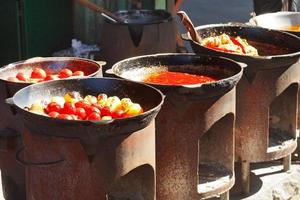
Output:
[
  {"xmin": 220, "ymin": 191, "xmax": 229, "ymax": 200},
  {"xmin": 241, "ymin": 161, "xmax": 250, "ymax": 195},
  {"xmin": 283, "ymin": 154, "xmax": 291, "ymax": 171}
]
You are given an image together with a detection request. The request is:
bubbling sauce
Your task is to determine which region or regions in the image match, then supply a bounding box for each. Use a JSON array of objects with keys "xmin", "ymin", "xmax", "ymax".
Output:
[{"xmin": 144, "ymin": 71, "xmax": 217, "ymax": 85}]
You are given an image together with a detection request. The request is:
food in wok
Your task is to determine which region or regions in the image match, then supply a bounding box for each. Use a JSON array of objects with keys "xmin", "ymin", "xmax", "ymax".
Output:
[
  {"xmin": 7, "ymin": 67, "xmax": 85, "ymax": 83},
  {"xmin": 143, "ymin": 70, "xmax": 217, "ymax": 85},
  {"xmin": 27, "ymin": 91, "xmax": 144, "ymax": 120},
  {"xmin": 200, "ymin": 33, "xmax": 259, "ymax": 56}
]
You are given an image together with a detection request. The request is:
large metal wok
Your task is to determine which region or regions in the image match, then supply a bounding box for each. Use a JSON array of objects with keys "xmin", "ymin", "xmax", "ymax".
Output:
[
  {"xmin": 6, "ymin": 78, "xmax": 164, "ymax": 140},
  {"xmin": 249, "ymin": 11, "xmax": 300, "ymax": 37},
  {"xmin": 107, "ymin": 53, "xmax": 244, "ymax": 98},
  {"xmin": 181, "ymin": 24, "xmax": 300, "ymax": 69}
]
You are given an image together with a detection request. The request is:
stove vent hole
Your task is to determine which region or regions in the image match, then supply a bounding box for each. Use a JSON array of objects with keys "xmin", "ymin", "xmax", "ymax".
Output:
[{"xmin": 268, "ymin": 83, "xmax": 298, "ymax": 149}]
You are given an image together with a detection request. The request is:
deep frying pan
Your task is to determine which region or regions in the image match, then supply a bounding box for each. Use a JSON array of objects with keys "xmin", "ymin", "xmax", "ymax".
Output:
[
  {"xmin": 181, "ymin": 24, "xmax": 300, "ymax": 69},
  {"xmin": 6, "ymin": 78, "xmax": 164, "ymax": 141},
  {"xmin": 107, "ymin": 53, "xmax": 244, "ymax": 98}
]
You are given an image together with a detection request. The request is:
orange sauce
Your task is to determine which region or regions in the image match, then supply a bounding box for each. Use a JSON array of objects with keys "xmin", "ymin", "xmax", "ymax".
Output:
[
  {"xmin": 282, "ymin": 25, "xmax": 300, "ymax": 32},
  {"xmin": 144, "ymin": 71, "xmax": 217, "ymax": 85}
]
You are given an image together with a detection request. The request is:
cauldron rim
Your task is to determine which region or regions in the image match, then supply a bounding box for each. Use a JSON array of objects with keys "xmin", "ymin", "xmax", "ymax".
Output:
[
  {"xmin": 182, "ymin": 23, "xmax": 300, "ymax": 59},
  {"xmin": 0, "ymin": 57, "xmax": 104, "ymax": 83},
  {"xmin": 105, "ymin": 9, "xmax": 173, "ymax": 25}
]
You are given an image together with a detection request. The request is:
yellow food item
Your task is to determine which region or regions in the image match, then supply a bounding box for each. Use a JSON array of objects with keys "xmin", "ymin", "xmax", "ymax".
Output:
[
  {"xmin": 201, "ymin": 33, "xmax": 258, "ymax": 56},
  {"xmin": 125, "ymin": 103, "xmax": 143, "ymax": 117}
]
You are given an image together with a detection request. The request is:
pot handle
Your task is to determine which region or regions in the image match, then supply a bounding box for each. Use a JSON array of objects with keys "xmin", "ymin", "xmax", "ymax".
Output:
[
  {"xmin": 5, "ymin": 97, "xmax": 18, "ymax": 115},
  {"xmin": 105, "ymin": 69, "xmax": 114, "ymax": 75},
  {"xmin": 16, "ymin": 146, "xmax": 65, "ymax": 167},
  {"xmin": 95, "ymin": 61, "xmax": 107, "ymax": 66},
  {"xmin": 237, "ymin": 62, "xmax": 247, "ymax": 68},
  {"xmin": 5, "ymin": 97, "xmax": 14, "ymax": 106}
]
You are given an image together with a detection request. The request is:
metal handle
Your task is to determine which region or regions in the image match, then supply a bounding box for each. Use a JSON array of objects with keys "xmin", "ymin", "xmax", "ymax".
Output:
[
  {"xmin": 95, "ymin": 61, "xmax": 107, "ymax": 66},
  {"xmin": 75, "ymin": 0, "xmax": 123, "ymax": 23},
  {"xmin": 5, "ymin": 97, "xmax": 14, "ymax": 106},
  {"xmin": 237, "ymin": 62, "xmax": 248, "ymax": 68},
  {"xmin": 5, "ymin": 97, "xmax": 18, "ymax": 116},
  {"xmin": 16, "ymin": 146, "xmax": 65, "ymax": 167},
  {"xmin": 105, "ymin": 69, "xmax": 115, "ymax": 75}
]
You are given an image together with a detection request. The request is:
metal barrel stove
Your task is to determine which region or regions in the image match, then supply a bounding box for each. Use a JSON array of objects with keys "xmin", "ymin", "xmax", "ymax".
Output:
[
  {"xmin": 0, "ymin": 57, "xmax": 103, "ymax": 200},
  {"xmin": 182, "ymin": 24, "xmax": 300, "ymax": 194},
  {"xmin": 109, "ymin": 53, "xmax": 244, "ymax": 199},
  {"xmin": 7, "ymin": 78, "xmax": 164, "ymax": 200},
  {"xmin": 250, "ymin": 11, "xmax": 300, "ymax": 160},
  {"xmin": 100, "ymin": 10, "xmax": 177, "ymax": 69}
]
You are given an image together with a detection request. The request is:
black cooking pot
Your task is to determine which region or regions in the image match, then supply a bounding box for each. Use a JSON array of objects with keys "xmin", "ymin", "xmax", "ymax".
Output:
[
  {"xmin": 181, "ymin": 24, "xmax": 300, "ymax": 69},
  {"xmin": 6, "ymin": 78, "xmax": 164, "ymax": 140},
  {"xmin": 107, "ymin": 10, "xmax": 172, "ymax": 47},
  {"xmin": 107, "ymin": 53, "xmax": 244, "ymax": 98}
]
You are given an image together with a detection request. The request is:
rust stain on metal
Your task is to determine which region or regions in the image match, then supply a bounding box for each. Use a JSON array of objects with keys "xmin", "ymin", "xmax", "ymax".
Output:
[
  {"xmin": 235, "ymin": 61, "xmax": 299, "ymax": 194},
  {"xmin": 23, "ymin": 121, "xmax": 156, "ymax": 200},
  {"xmin": 156, "ymin": 89, "xmax": 236, "ymax": 199}
]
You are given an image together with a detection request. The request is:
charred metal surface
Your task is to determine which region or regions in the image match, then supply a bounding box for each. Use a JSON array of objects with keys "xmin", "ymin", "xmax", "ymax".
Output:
[
  {"xmin": 23, "ymin": 122, "xmax": 155, "ymax": 200},
  {"xmin": 156, "ymin": 89, "xmax": 236, "ymax": 200}
]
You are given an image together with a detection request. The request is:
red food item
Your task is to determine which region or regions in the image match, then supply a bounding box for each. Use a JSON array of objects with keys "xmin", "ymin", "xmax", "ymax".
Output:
[
  {"xmin": 61, "ymin": 102, "xmax": 76, "ymax": 115},
  {"xmin": 73, "ymin": 71, "xmax": 85, "ymax": 76},
  {"xmin": 100, "ymin": 106, "xmax": 112, "ymax": 116},
  {"xmin": 57, "ymin": 114, "xmax": 73, "ymax": 120},
  {"xmin": 44, "ymin": 74, "xmax": 58, "ymax": 81},
  {"xmin": 86, "ymin": 112, "xmax": 101, "ymax": 120},
  {"xmin": 91, "ymin": 103, "xmax": 103, "ymax": 110},
  {"xmin": 31, "ymin": 67, "xmax": 47, "ymax": 79},
  {"xmin": 230, "ymin": 37, "xmax": 246, "ymax": 54},
  {"xmin": 16, "ymin": 72, "xmax": 28, "ymax": 81},
  {"xmin": 206, "ymin": 45, "xmax": 235, "ymax": 53},
  {"xmin": 111, "ymin": 109, "xmax": 125, "ymax": 119},
  {"xmin": 144, "ymin": 71, "xmax": 217, "ymax": 85},
  {"xmin": 75, "ymin": 107, "xmax": 87, "ymax": 120},
  {"xmin": 48, "ymin": 111, "xmax": 59, "ymax": 118},
  {"xmin": 75, "ymin": 100, "xmax": 89, "ymax": 108},
  {"xmin": 84, "ymin": 105, "xmax": 100, "ymax": 116},
  {"xmin": 46, "ymin": 102, "xmax": 62, "ymax": 113},
  {"xmin": 58, "ymin": 69, "xmax": 73, "ymax": 78}
]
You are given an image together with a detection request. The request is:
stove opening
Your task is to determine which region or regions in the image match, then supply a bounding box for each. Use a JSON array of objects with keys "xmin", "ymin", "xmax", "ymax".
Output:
[
  {"xmin": 197, "ymin": 113, "xmax": 234, "ymax": 194},
  {"xmin": 268, "ymin": 83, "xmax": 298, "ymax": 151}
]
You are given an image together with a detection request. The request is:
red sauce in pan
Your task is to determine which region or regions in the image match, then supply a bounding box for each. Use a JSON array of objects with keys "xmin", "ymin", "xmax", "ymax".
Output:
[{"xmin": 144, "ymin": 71, "xmax": 217, "ymax": 85}]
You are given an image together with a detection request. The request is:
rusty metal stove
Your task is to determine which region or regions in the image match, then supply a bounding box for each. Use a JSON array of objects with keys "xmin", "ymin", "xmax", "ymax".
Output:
[
  {"xmin": 0, "ymin": 57, "xmax": 104, "ymax": 200},
  {"xmin": 108, "ymin": 53, "xmax": 244, "ymax": 200},
  {"xmin": 9, "ymin": 78, "xmax": 163, "ymax": 200},
  {"xmin": 235, "ymin": 61, "xmax": 299, "ymax": 194},
  {"xmin": 20, "ymin": 122, "xmax": 156, "ymax": 200},
  {"xmin": 156, "ymin": 90, "xmax": 236, "ymax": 200}
]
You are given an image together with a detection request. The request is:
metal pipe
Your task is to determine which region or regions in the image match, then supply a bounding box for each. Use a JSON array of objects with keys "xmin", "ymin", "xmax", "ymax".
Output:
[
  {"xmin": 283, "ymin": 154, "xmax": 291, "ymax": 171},
  {"xmin": 241, "ymin": 161, "xmax": 250, "ymax": 195},
  {"xmin": 220, "ymin": 191, "xmax": 229, "ymax": 200}
]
